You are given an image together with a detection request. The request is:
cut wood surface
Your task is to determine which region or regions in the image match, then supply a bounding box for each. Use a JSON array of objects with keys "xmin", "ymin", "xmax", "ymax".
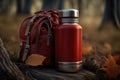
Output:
[
  {"xmin": 18, "ymin": 65, "xmax": 96, "ymax": 80},
  {"xmin": 0, "ymin": 37, "xmax": 96, "ymax": 80}
]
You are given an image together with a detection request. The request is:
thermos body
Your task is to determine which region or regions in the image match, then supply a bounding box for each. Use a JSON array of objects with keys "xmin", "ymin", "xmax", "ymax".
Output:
[
  {"xmin": 55, "ymin": 9, "xmax": 82, "ymax": 72},
  {"xmin": 56, "ymin": 24, "xmax": 82, "ymax": 62}
]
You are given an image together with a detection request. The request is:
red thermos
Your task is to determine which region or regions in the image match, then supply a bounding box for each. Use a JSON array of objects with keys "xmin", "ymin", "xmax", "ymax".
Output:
[{"xmin": 55, "ymin": 9, "xmax": 82, "ymax": 72}]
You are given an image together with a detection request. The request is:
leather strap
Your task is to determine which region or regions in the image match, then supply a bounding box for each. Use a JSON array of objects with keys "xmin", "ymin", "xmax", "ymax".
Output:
[{"xmin": 22, "ymin": 15, "xmax": 39, "ymax": 61}]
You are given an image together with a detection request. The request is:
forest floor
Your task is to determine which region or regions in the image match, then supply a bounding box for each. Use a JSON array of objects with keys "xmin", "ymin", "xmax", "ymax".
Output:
[
  {"xmin": 0, "ymin": 15, "xmax": 120, "ymax": 80},
  {"xmin": 80, "ymin": 16, "xmax": 120, "ymax": 52},
  {"xmin": 0, "ymin": 15, "xmax": 120, "ymax": 54}
]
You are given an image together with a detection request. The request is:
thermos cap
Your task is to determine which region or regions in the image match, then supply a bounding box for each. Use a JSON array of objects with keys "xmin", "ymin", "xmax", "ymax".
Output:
[{"xmin": 59, "ymin": 9, "xmax": 79, "ymax": 18}]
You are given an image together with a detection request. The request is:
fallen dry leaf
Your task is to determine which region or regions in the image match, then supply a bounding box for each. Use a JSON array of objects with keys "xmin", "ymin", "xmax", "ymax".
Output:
[
  {"xmin": 25, "ymin": 54, "xmax": 46, "ymax": 66},
  {"xmin": 104, "ymin": 43, "xmax": 112, "ymax": 52},
  {"xmin": 113, "ymin": 55, "xmax": 120, "ymax": 62},
  {"xmin": 100, "ymin": 54, "xmax": 120, "ymax": 79},
  {"xmin": 113, "ymin": 55, "xmax": 120, "ymax": 65},
  {"xmin": 82, "ymin": 43, "xmax": 94, "ymax": 56}
]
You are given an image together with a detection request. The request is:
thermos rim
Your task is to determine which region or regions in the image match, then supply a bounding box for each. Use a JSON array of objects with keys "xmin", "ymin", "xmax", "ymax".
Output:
[
  {"xmin": 57, "ymin": 61, "xmax": 82, "ymax": 72},
  {"xmin": 59, "ymin": 9, "xmax": 79, "ymax": 18}
]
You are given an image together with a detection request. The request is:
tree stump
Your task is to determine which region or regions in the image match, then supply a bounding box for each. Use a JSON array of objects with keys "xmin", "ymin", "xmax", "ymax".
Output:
[
  {"xmin": 0, "ymin": 37, "xmax": 97, "ymax": 80},
  {"xmin": 0, "ymin": 38, "xmax": 34, "ymax": 80}
]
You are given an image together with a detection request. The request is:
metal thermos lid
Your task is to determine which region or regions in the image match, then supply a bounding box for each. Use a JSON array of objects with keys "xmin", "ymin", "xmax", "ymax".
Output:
[{"xmin": 59, "ymin": 9, "xmax": 79, "ymax": 18}]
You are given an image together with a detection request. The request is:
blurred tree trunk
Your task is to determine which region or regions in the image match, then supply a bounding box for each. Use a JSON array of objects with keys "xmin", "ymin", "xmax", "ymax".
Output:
[
  {"xmin": 58, "ymin": 0, "xmax": 64, "ymax": 10},
  {"xmin": 23, "ymin": 0, "xmax": 32, "ymax": 14},
  {"xmin": 98, "ymin": 0, "xmax": 114, "ymax": 30},
  {"xmin": 114, "ymin": 0, "xmax": 120, "ymax": 29},
  {"xmin": 78, "ymin": 0, "xmax": 82, "ymax": 15},
  {"xmin": 16, "ymin": 0, "xmax": 22, "ymax": 14},
  {"xmin": 16, "ymin": 0, "xmax": 32, "ymax": 14},
  {"xmin": 99, "ymin": 0, "xmax": 120, "ymax": 30},
  {"xmin": 0, "ymin": 0, "xmax": 13, "ymax": 15},
  {"xmin": 41, "ymin": 0, "xmax": 59, "ymax": 10}
]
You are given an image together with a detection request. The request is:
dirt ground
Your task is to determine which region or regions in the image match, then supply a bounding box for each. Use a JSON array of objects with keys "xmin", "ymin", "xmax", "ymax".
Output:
[{"xmin": 0, "ymin": 15, "xmax": 120, "ymax": 56}]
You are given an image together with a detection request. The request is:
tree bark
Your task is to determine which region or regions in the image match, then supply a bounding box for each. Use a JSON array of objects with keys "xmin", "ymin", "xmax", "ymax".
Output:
[
  {"xmin": 0, "ymin": 37, "xmax": 97, "ymax": 80},
  {"xmin": 0, "ymin": 38, "xmax": 26, "ymax": 80}
]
